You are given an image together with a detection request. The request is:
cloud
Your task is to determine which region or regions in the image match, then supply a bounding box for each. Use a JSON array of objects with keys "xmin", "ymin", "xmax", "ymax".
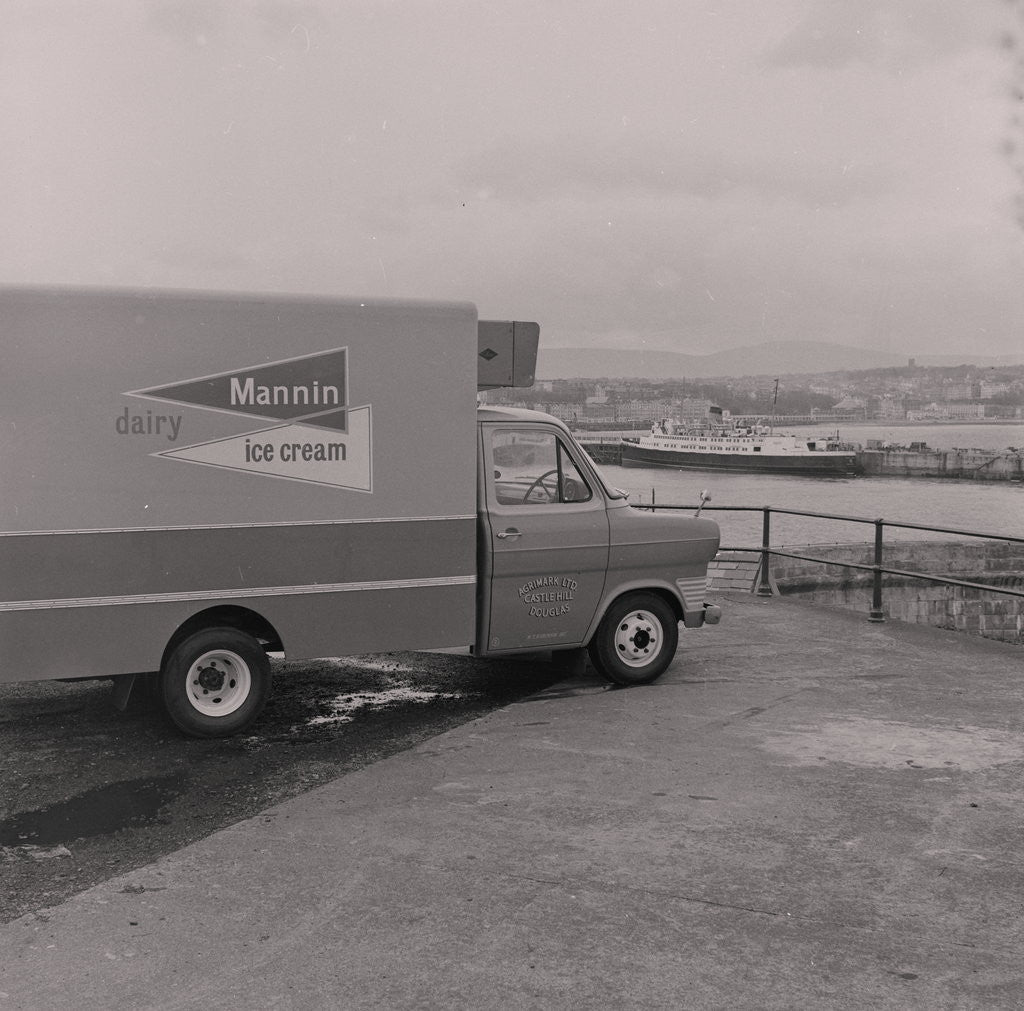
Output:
[
  {"xmin": 2, "ymin": 0, "xmax": 1024, "ymax": 357},
  {"xmin": 767, "ymin": 0, "xmax": 1005, "ymax": 70},
  {"xmin": 145, "ymin": 0, "xmax": 329, "ymax": 49},
  {"xmin": 452, "ymin": 136, "xmax": 892, "ymax": 209}
]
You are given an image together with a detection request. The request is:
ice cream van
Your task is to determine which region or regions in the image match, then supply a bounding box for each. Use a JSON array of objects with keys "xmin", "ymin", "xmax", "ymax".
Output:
[{"xmin": 0, "ymin": 287, "xmax": 721, "ymax": 737}]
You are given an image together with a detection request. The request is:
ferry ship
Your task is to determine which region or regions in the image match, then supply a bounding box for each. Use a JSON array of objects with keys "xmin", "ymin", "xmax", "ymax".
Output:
[{"xmin": 620, "ymin": 408, "xmax": 860, "ymax": 476}]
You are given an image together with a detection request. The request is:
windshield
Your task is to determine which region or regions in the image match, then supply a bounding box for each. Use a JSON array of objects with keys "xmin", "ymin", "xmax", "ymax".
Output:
[{"xmin": 573, "ymin": 441, "xmax": 628, "ymax": 500}]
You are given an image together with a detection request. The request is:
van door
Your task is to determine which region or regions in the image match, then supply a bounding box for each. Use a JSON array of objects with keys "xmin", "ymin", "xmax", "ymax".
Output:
[{"xmin": 478, "ymin": 424, "xmax": 609, "ymax": 653}]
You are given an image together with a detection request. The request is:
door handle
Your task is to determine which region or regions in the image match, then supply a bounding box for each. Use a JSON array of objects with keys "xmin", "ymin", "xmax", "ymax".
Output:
[{"xmin": 496, "ymin": 528, "xmax": 522, "ymax": 540}]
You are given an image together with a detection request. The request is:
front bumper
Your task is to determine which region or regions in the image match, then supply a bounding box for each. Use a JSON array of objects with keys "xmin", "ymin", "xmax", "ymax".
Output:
[
  {"xmin": 677, "ymin": 576, "xmax": 723, "ymax": 628},
  {"xmin": 682, "ymin": 602, "xmax": 723, "ymax": 628}
]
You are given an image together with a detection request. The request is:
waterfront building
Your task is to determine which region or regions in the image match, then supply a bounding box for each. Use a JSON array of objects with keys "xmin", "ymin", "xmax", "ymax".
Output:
[
  {"xmin": 980, "ymin": 381, "xmax": 1012, "ymax": 399},
  {"xmin": 874, "ymin": 395, "xmax": 908, "ymax": 419},
  {"xmin": 907, "ymin": 402, "xmax": 986, "ymax": 420},
  {"xmin": 942, "ymin": 381, "xmax": 981, "ymax": 401},
  {"xmin": 676, "ymin": 398, "xmax": 718, "ymax": 425}
]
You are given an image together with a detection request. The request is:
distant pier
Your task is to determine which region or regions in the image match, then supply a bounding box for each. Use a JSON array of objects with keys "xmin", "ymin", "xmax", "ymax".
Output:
[{"xmin": 579, "ymin": 440, "xmax": 623, "ymax": 465}]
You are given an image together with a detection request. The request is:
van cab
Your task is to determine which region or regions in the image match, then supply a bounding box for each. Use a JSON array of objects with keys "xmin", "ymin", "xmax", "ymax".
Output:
[{"xmin": 475, "ymin": 407, "xmax": 720, "ymax": 684}]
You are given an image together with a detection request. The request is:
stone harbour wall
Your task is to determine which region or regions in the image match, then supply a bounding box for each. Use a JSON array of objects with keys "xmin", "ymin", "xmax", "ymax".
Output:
[
  {"xmin": 767, "ymin": 540, "xmax": 1024, "ymax": 644},
  {"xmin": 859, "ymin": 448, "xmax": 1024, "ymax": 481}
]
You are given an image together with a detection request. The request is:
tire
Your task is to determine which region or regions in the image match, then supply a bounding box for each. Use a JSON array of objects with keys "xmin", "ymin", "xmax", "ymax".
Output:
[
  {"xmin": 587, "ymin": 592, "xmax": 679, "ymax": 686},
  {"xmin": 159, "ymin": 627, "xmax": 271, "ymax": 738}
]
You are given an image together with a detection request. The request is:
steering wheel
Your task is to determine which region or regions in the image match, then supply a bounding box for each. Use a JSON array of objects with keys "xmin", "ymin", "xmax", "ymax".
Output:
[
  {"xmin": 561, "ymin": 477, "xmax": 582, "ymax": 502},
  {"xmin": 522, "ymin": 469, "xmax": 560, "ymax": 503}
]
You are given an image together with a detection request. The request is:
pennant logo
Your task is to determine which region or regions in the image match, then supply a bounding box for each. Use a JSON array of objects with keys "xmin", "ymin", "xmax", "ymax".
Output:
[
  {"xmin": 123, "ymin": 347, "xmax": 373, "ymax": 491},
  {"xmin": 157, "ymin": 407, "xmax": 372, "ymax": 491},
  {"xmin": 129, "ymin": 348, "xmax": 349, "ymax": 431}
]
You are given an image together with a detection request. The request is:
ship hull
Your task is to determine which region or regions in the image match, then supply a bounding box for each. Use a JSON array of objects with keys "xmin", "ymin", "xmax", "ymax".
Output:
[{"xmin": 620, "ymin": 442, "xmax": 860, "ymax": 476}]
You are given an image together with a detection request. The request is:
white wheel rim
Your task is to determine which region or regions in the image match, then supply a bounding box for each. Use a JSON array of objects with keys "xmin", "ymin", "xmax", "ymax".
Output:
[
  {"xmin": 613, "ymin": 610, "xmax": 664, "ymax": 668},
  {"xmin": 184, "ymin": 649, "xmax": 252, "ymax": 717}
]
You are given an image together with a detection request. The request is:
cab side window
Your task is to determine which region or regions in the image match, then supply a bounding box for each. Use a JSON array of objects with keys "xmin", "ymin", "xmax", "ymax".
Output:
[{"xmin": 490, "ymin": 430, "xmax": 593, "ymax": 506}]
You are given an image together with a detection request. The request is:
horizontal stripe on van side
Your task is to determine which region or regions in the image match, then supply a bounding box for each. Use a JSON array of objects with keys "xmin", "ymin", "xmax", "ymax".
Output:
[
  {"xmin": 0, "ymin": 517, "xmax": 476, "ymax": 604},
  {"xmin": 0, "ymin": 574, "xmax": 476, "ymax": 613},
  {"xmin": 0, "ymin": 514, "xmax": 476, "ymax": 537}
]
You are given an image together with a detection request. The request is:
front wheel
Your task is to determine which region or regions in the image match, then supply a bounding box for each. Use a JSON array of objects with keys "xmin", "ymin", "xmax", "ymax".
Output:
[
  {"xmin": 159, "ymin": 627, "xmax": 271, "ymax": 738},
  {"xmin": 587, "ymin": 593, "xmax": 679, "ymax": 686}
]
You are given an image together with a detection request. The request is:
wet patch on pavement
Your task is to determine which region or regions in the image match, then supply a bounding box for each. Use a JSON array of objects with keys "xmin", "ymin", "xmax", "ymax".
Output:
[
  {"xmin": 758, "ymin": 717, "xmax": 1024, "ymax": 770},
  {"xmin": 0, "ymin": 773, "xmax": 185, "ymax": 848},
  {"xmin": 0, "ymin": 650, "xmax": 569, "ymax": 923},
  {"xmin": 305, "ymin": 686, "xmax": 470, "ymax": 727}
]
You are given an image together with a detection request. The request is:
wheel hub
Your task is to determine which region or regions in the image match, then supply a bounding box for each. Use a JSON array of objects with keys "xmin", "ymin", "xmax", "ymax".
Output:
[
  {"xmin": 614, "ymin": 611, "xmax": 662, "ymax": 667},
  {"xmin": 196, "ymin": 662, "xmax": 226, "ymax": 692},
  {"xmin": 184, "ymin": 648, "xmax": 252, "ymax": 717},
  {"xmin": 631, "ymin": 628, "xmax": 652, "ymax": 650}
]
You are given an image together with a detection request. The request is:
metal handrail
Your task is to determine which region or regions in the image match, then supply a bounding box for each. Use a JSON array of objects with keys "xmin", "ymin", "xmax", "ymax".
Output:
[{"xmin": 641, "ymin": 502, "xmax": 1024, "ymax": 622}]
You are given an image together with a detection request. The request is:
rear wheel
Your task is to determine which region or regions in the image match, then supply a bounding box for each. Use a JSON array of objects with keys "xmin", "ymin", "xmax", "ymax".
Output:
[
  {"xmin": 159, "ymin": 627, "xmax": 271, "ymax": 738},
  {"xmin": 587, "ymin": 592, "xmax": 678, "ymax": 686}
]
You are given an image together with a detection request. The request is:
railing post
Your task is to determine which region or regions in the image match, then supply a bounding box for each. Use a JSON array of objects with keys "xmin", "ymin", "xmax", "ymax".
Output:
[
  {"xmin": 869, "ymin": 519, "xmax": 885, "ymax": 622},
  {"xmin": 755, "ymin": 507, "xmax": 774, "ymax": 597}
]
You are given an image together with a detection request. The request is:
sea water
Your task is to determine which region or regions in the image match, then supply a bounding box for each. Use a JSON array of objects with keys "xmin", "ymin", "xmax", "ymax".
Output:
[{"xmin": 598, "ymin": 422, "xmax": 1024, "ymax": 549}]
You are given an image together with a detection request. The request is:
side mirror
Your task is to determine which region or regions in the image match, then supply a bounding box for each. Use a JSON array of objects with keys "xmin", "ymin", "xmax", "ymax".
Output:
[{"xmin": 694, "ymin": 489, "xmax": 711, "ymax": 517}]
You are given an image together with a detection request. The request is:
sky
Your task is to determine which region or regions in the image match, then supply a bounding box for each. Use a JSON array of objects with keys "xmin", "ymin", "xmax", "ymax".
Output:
[{"xmin": 4, "ymin": 0, "xmax": 1024, "ymax": 358}]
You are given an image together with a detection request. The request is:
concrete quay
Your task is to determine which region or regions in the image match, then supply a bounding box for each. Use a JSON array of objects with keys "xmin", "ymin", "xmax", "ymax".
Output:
[
  {"xmin": 3, "ymin": 593, "xmax": 1024, "ymax": 1010},
  {"xmin": 858, "ymin": 446, "xmax": 1024, "ymax": 481}
]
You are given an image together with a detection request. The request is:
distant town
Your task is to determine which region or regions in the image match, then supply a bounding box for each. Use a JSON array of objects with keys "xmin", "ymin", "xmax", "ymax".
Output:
[{"xmin": 481, "ymin": 360, "xmax": 1024, "ymax": 429}]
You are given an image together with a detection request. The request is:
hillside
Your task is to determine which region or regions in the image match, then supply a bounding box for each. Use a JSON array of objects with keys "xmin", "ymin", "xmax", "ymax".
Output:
[{"xmin": 536, "ymin": 342, "xmax": 1024, "ymax": 380}]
